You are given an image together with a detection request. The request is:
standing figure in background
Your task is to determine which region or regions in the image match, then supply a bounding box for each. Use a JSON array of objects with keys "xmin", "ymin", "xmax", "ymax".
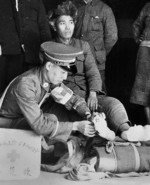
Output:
[
  {"xmin": 0, "ymin": 0, "xmax": 51, "ymax": 94},
  {"xmin": 130, "ymin": 2, "xmax": 150, "ymax": 125},
  {"xmin": 73, "ymin": 0, "xmax": 118, "ymax": 92}
]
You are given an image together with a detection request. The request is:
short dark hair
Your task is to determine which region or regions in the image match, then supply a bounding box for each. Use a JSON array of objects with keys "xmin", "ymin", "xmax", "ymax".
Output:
[{"xmin": 48, "ymin": 1, "xmax": 78, "ymax": 23}]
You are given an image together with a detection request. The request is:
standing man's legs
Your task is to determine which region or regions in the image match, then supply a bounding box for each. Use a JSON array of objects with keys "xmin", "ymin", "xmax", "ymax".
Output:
[
  {"xmin": 145, "ymin": 106, "xmax": 150, "ymax": 125},
  {"xmin": 0, "ymin": 56, "xmax": 7, "ymax": 94},
  {"xmin": 7, "ymin": 55, "xmax": 24, "ymax": 83},
  {"xmin": 0, "ymin": 54, "xmax": 24, "ymax": 94}
]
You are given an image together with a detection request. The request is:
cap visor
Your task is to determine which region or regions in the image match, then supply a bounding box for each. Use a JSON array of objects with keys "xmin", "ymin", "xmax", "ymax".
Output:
[{"xmin": 60, "ymin": 65, "xmax": 77, "ymax": 74}]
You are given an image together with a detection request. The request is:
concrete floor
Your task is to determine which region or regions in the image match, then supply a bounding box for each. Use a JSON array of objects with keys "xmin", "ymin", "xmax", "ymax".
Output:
[{"xmin": 1, "ymin": 171, "xmax": 150, "ymax": 185}]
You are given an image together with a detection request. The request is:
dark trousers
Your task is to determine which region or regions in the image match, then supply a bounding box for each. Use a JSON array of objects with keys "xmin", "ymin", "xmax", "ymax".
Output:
[
  {"xmin": 0, "ymin": 54, "xmax": 24, "ymax": 94},
  {"xmin": 100, "ymin": 69, "xmax": 107, "ymax": 94}
]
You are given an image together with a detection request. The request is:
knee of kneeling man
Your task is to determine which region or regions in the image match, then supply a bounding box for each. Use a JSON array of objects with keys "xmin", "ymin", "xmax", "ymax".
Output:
[{"xmin": 44, "ymin": 113, "xmax": 58, "ymax": 123}]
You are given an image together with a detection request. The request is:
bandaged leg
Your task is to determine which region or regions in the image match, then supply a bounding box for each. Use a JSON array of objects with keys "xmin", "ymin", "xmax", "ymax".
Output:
[
  {"xmin": 91, "ymin": 112, "xmax": 116, "ymax": 141},
  {"xmin": 143, "ymin": 125, "xmax": 150, "ymax": 141},
  {"xmin": 121, "ymin": 125, "xmax": 145, "ymax": 142}
]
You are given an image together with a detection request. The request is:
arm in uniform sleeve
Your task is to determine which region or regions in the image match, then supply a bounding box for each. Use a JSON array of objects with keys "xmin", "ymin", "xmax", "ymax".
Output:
[
  {"xmin": 65, "ymin": 93, "xmax": 91, "ymax": 118},
  {"xmin": 132, "ymin": 4, "xmax": 147, "ymax": 44},
  {"xmin": 82, "ymin": 41, "xmax": 105, "ymax": 95},
  {"xmin": 50, "ymin": 83, "xmax": 91, "ymax": 117},
  {"xmin": 103, "ymin": 5, "xmax": 118, "ymax": 55},
  {"xmin": 14, "ymin": 78, "xmax": 72, "ymax": 141},
  {"xmin": 38, "ymin": 0, "xmax": 52, "ymax": 41}
]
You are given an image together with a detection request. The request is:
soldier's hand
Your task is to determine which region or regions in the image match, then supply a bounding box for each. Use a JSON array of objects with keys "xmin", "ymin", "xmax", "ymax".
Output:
[
  {"xmin": 85, "ymin": 111, "xmax": 91, "ymax": 120},
  {"xmin": 73, "ymin": 120, "xmax": 96, "ymax": 137},
  {"xmin": 139, "ymin": 34, "xmax": 144, "ymax": 43},
  {"xmin": 87, "ymin": 91, "xmax": 98, "ymax": 112}
]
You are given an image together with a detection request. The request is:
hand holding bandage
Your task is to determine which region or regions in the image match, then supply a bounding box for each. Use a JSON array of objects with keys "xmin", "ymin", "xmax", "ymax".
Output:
[{"xmin": 51, "ymin": 84, "xmax": 73, "ymax": 105}]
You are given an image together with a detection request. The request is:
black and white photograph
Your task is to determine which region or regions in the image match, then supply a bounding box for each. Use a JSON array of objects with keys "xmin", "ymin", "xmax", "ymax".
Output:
[{"xmin": 0, "ymin": 0, "xmax": 150, "ymax": 184}]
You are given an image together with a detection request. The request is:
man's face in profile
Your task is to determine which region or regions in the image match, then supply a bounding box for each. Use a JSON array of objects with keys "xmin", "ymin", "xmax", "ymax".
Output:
[{"xmin": 46, "ymin": 63, "xmax": 68, "ymax": 85}]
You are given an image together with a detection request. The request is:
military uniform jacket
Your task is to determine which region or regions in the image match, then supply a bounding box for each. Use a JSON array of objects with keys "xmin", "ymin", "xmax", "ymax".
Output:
[
  {"xmin": 0, "ymin": 68, "xmax": 90, "ymax": 141},
  {"xmin": 133, "ymin": 2, "xmax": 150, "ymax": 43},
  {"xmin": 54, "ymin": 38, "xmax": 104, "ymax": 98},
  {"xmin": 74, "ymin": 0, "xmax": 118, "ymax": 70}
]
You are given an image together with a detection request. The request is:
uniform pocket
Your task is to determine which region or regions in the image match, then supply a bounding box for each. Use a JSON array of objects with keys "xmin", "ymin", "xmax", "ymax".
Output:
[
  {"xmin": 94, "ymin": 45, "xmax": 106, "ymax": 64},
  {"xmin": 76, "ymin": 55, "xmax": 84, "ymax": 61},
  {"xmin": 76, "ymin": 55, "xmax": 84, "ymax": 73},
  {"xmin": 91, "ymin": 16, "xmax": 102, "ymax": 31}
]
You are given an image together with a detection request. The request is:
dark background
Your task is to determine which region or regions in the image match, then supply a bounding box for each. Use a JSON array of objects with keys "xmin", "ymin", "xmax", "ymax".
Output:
[{"xmin": 43, "ymin": 0, "xmax": 149, "ymax": 125}]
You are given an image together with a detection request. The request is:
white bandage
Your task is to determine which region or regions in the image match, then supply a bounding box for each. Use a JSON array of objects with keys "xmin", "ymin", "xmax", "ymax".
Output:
[{"xmin": 92, "ymin": 112, "xmax": 116, "ymax": 141}]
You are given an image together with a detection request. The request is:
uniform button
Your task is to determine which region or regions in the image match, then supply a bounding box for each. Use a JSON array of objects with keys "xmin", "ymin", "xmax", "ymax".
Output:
[{"xmin": 43, "ymin": 83, "xmax": 49, "ymax": 88}]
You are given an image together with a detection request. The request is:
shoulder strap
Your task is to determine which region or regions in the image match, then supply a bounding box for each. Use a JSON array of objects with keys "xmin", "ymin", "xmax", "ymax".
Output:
[{"xmin": 0, "ymin": 77, "xmax": 17, "ymax": 109}]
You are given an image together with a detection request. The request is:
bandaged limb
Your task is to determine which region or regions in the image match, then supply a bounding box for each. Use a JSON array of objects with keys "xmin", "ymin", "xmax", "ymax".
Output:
[{"xmin": 90, "ymin": 112, "xmax": 116, "ymax": 141}]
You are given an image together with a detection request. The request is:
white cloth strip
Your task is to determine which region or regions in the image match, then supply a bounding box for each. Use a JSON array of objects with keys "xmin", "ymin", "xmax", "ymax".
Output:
[
  {"xmin": 130, "ymin": 143, "xmax": 140, "ymax": 172},
  {"xmin": 0, "ymin": 77, "xmax": 17, "ymax": 109},
  {"xmin": 15, "ymin": 0, "xmax": 19, "ymax": 11},
  {"xmin": 140, "ymin": 40, "xmax": 150, "ymax": 47},
  {"xmin": 38, "ymin": 93, "xmax": 50, "ymax": 107},
  {"xmin": 67, "ymin": 140, "xmax": 74, "ymax": 159},
  {"xmin": 50, "ymin": 121, "xmax": 59, "ymax": 138}
]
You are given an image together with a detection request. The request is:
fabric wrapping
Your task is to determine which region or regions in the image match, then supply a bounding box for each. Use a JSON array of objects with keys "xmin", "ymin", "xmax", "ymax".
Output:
[
  {"xmin": 41, "ymin": 137, "xmax": 85, "ymax": 173},
  {"xmin": 94, "ymin": 141, "xmax": 150, "ymax": 173}
]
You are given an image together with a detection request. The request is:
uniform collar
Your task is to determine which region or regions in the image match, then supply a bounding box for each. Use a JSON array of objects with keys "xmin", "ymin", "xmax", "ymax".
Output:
[
  {"xmin": 39, "ymin": 68, "xmax": 51, "ymax": 92},
  {"xmin": 54, "ymin": 37, "xmax": 78, "ymax": 53},
  {"xmin": 83, "ymin": 0, "xmax": 93, "ymax": 6},
  {"xmin": 53, "ymin": 38, "xmax": 77, "ymax": 52},
  {"xmin": 39, "ymin": 67, "xmax": 60, "ymax": 92},
  {"xmin": 54, "ymin": 37, "xmax": 73, "ymax": 45},
  {"xmin": 83, "ymin": 0, "xmax": 100, "ymax": 6}
]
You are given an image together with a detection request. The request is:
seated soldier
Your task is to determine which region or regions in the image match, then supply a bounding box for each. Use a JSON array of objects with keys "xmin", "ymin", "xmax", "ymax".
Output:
[{"xmin": 48, "ymin": 0, "xmax": 145, "ymax": 141}]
